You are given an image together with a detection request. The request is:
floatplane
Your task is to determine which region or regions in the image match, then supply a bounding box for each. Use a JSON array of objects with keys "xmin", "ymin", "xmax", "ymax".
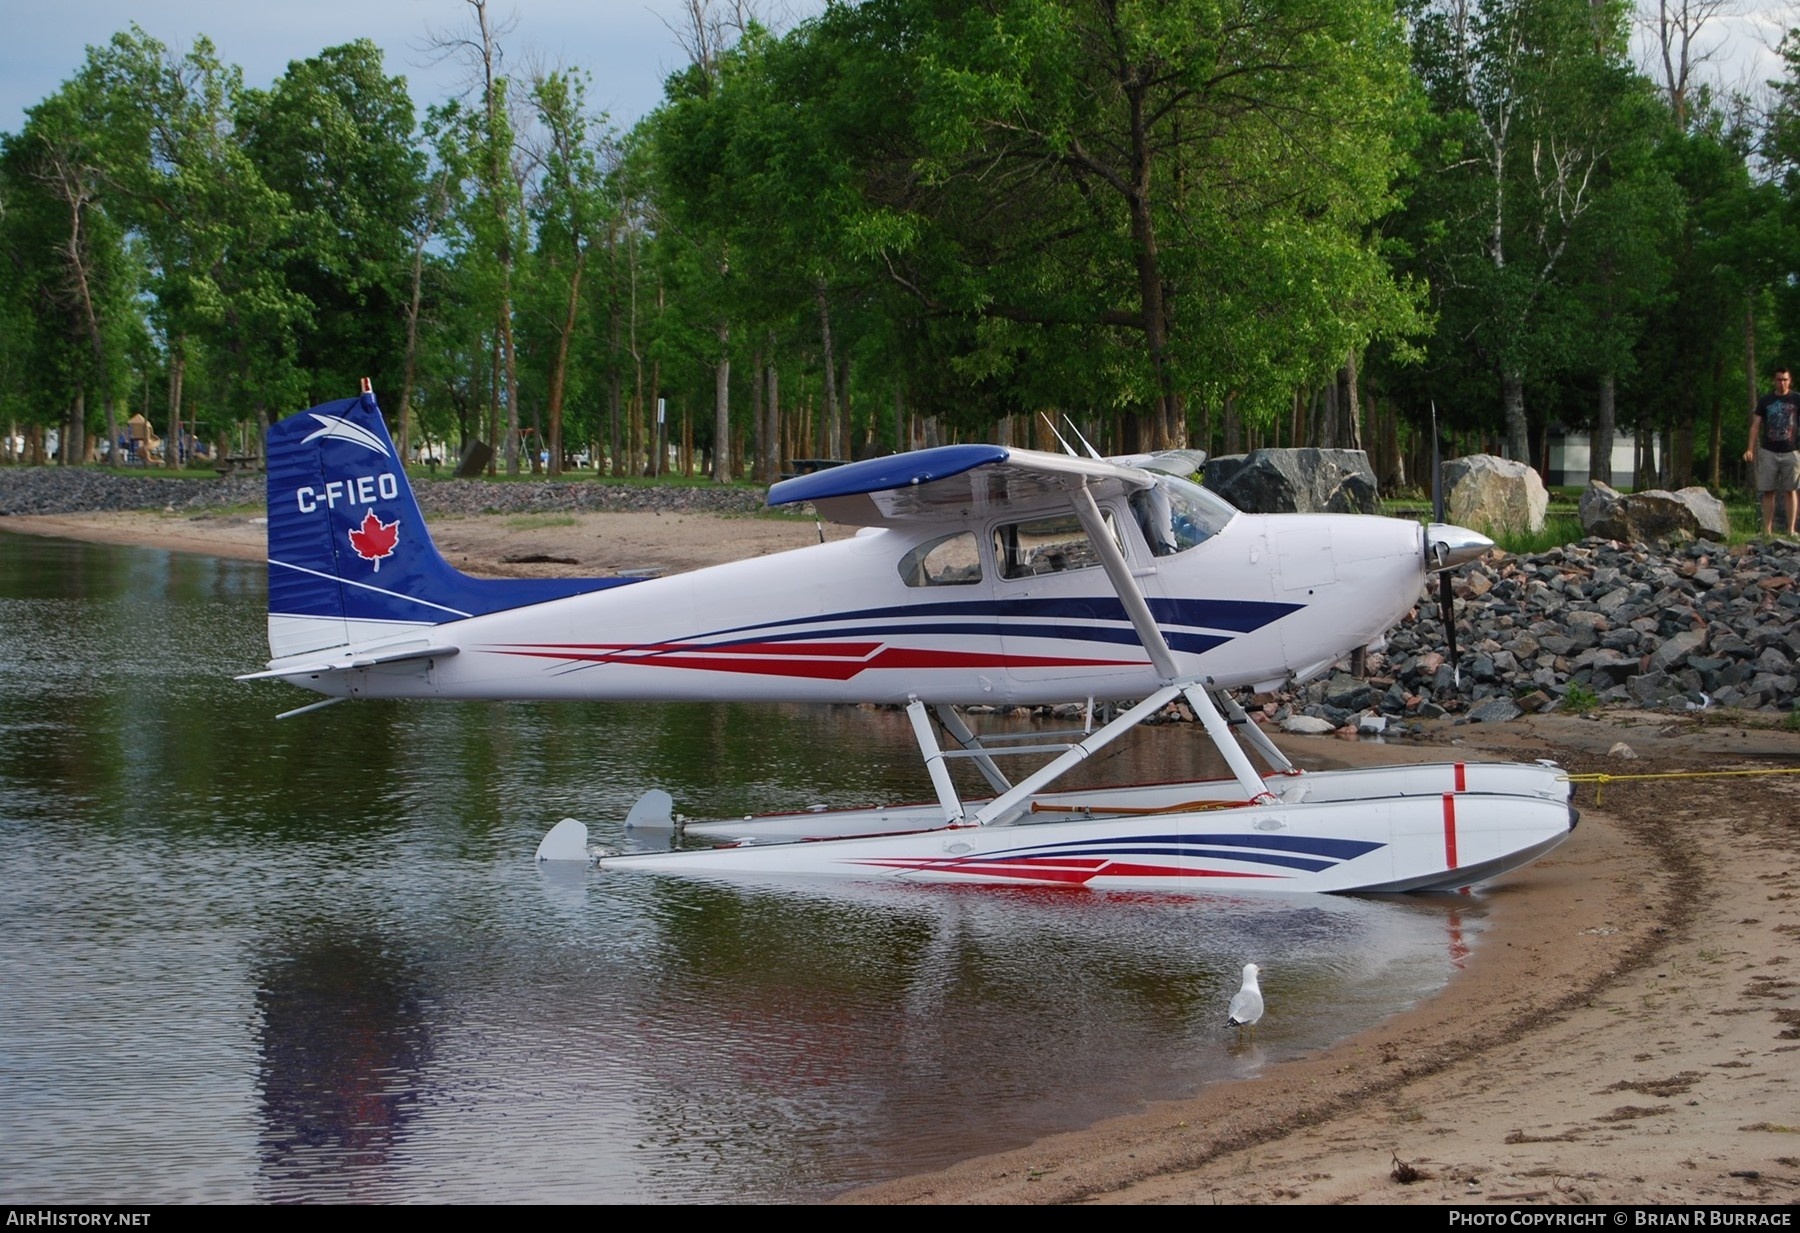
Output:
[{"xmin": 240, "ymin": 383, "xmax": 1575, "ymax": 894}]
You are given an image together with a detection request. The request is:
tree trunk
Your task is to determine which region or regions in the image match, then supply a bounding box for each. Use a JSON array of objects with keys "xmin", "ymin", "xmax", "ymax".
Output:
[
  {"xmin": 1707, "ymin": 346, "xmax": 1725, "ymax": 490},
  {"xmin": 606, "ymin": 365, "xmax": 621, "ymax": 478},
  {"xmin": 165, "ymin": 352, "xmax": 184, "ymax": 472},
  {"xmin": 1745, "ymin": 292, "xmax": 1758, "ymax": 418},
  {"xmin": 607, "ymin": 294, "xmax": 623, "ymax": 477},
  {"xmin": 500, "ymin": 303, "xmax": 520, "ymax": 475},
  {"xmin": 1337, "ymin": 351, "xmax": 1363, "ymax": 450},
  {"xmin": 766, "ymin": 358, "xmax": 781, "ymax": 479},
  {"xmin": 1501, "ymin": 367, "xmax": 1529, "ymax": 465},
  {"xmin": 1383, "ymin": 398, "xmax": 1406, "ymax": 491},
  {"xmin": 62, "ymin": 389, "xmax": 82, "ymax": 467},
  {"xmin": 396, "ymin": 230, "xmax": 428, "ymax": 464},
  {"xmin": 1590, "ymin": 372, "xmax": 1615, "ymax": 486},
  {"xmin": 544, "ymin": 251, "xmax": 586, "ymax": 477},
  {"xmin": 655, "ymin": 356, "xmax": 669, "ymax": 475},
  {"xmin": 838, "ymin": 358, "xmax": 854, "ymax": 460},
  {"xmin": 816, "ymin": 282, "xmax": 840, "ymax": 460},
  {"xmin": 713, "ymin": 321, "xmax": 731, "ymax": 483},
  {"xmin": 749, "ymin": 343, "xmax": 765, "ymax": 482},
  {"xmin": 1120, "ymin": 83, "xmax": 1177, "ymax": 451},
  {"xmin": 486, "ymin": 338, "xmax": 501, "ymax": 476}
]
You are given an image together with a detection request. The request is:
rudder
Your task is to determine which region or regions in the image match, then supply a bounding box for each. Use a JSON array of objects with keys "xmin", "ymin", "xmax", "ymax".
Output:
[{"xmin": 264, "ymin": 386, "xmax": 635, "ymax": 662}]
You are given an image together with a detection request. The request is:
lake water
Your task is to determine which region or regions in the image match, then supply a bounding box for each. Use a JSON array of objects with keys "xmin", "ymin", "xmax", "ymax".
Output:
[{"xmin": 0, "ymin": 532, "xmax": 1488, "ymax": 1204}]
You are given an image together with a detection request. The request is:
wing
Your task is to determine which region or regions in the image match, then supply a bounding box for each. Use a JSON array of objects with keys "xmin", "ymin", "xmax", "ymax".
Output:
[
  {"xmin": 768, "ymin": 444, "xmax": 1156, "ymax": 528},
  {"xmin": 1227, "ymin": 989, "xmax": 1264, "ymax": 1025}
]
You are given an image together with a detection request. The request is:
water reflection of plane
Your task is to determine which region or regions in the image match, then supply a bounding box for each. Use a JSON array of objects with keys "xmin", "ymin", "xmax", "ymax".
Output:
[
  {"xmin": 252, "ymin": 932, "xmax": 434, "ymax": 1201},
  {"xmin": 245, "ymin": 385, "xmax": 1574, "ymax": 895},
  {"xmin": 598, "ymin": 875, "xmax": 1483, "ymax": 1195}
]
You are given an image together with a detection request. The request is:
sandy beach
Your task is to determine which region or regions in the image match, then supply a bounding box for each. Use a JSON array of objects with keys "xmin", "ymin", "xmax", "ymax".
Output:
[{"xmin": 2, "ymin": 506, "xmax": 1796, "ymax": 1206}]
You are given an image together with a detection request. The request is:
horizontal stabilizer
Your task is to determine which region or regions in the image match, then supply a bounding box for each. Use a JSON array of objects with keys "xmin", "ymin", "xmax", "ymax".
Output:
[{"xmin": 236, "ymin": 644, "xmax": 458, "ymax": 682}]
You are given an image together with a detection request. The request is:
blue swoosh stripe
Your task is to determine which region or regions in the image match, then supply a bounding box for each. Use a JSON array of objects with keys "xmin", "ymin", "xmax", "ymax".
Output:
[
  {"xmin": 972, "ymin": 844, "xmax": 1340, "ymax": 873},
  {"xmin": 679, "ymin": 596, "xmax": 1297, "ymax": 646},
  {"xmin": 683, "ymin": 621, "xmax": 1227, "ymax": 657},
  {"xmin": 1007, "ymin": 832, "xmax": 1385, "ymax": 861}
]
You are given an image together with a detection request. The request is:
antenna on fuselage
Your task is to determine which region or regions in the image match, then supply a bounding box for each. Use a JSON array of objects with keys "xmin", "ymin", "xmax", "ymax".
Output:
[
  {"xmin": 1040, "ymin": 411, "xmax": 1079, "ymax": 457},
  {"xmin": 1064, "ymin": 416, "xmax": 1104, "ymax": 459}
]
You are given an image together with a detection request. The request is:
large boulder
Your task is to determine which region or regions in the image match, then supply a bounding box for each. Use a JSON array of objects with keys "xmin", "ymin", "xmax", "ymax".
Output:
[
  {"xmin": 1578, "ymin": 481, "xmax": 1730, "ymax": 544},
  {"xmin": 1204, "ymin": 448, "xmax": 1379, "ymax": 514},
  {"xmin": 1442, "ymin": 454, "xmax": 1548, "ymax": 535}
]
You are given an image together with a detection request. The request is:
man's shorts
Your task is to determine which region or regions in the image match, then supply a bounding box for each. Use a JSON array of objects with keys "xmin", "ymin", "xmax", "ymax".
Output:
[{"xmin": 1757, "ymin": 448, "xmax": 1800, "ymax": 492}]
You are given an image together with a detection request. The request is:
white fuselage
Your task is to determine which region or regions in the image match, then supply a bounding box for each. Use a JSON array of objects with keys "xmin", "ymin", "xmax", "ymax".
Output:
[{"xmin": 275, "ymin": 500, "xmax": 1429, "ymax": 707}]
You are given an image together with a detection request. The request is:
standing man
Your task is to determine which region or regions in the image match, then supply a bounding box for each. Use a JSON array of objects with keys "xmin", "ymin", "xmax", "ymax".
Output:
[{"xmin": 1745, "ymin": 364, "xmax": 1800, "ymax": 537}]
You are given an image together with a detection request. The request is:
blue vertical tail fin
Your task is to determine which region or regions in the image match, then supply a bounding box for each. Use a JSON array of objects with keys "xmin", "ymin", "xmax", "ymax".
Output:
[{"xmin": 264, "ymin": 386, "xmax": 635, "ymax": 662}]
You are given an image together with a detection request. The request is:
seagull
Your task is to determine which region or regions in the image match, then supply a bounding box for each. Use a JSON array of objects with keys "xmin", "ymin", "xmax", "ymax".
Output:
[{"xmin": 1227, "ymin": 963, "xmax": 1264, "ymax": 1034}]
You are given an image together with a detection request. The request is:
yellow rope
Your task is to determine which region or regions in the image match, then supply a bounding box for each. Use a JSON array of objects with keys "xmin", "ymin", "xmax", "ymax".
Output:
[{"xmin": 1562, "ymin": 766, "xmax": 1800, "ymax": 805}]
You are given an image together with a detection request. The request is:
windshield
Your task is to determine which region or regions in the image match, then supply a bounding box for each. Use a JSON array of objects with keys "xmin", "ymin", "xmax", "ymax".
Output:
[{"xmin": 1128, "ymin": 474, "xmax": 1236, "ymax": 557}]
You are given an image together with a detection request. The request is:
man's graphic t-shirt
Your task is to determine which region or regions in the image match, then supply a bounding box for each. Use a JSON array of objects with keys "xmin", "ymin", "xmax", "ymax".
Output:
[{"xmin": 1757, "ymin": 392, "xmax": 1799, "ymax": 453}]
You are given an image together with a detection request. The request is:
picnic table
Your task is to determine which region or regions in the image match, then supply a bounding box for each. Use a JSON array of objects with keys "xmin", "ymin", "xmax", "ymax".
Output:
[
  {"xmin": 215, "ymin": 454, "xmax": 262, "ymax": 476},
  {"xmin": 781, "ymin": 458, "xmax": 848, "ymax": 479}
]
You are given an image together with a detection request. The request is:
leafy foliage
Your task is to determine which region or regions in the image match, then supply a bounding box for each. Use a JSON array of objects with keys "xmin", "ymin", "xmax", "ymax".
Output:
[{"xmin": 1, "ymin": 3, "xmax": 1798, "ymax": 490}]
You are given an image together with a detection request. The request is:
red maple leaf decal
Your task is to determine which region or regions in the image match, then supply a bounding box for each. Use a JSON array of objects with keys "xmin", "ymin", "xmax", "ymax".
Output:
[{"xmin": 347, "ymin": 508, "xmax": 400, "ymax": 570}]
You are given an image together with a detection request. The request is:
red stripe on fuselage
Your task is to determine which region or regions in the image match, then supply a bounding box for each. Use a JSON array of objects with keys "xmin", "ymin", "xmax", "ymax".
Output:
[
  {"xmin": 850, "ymin": 857, "xmax": 1286, "ymax": 884},
  {"xmin": 1442, "ymin": 793, "xmax": 1459, "ymax": 868},
  {"xmin": 1453, "ymin": 762, "xmax": 1466, "ymax": 792},
  {"xmin": 495, "ymin": 640, "xmax": 882, "ymax": 660},
  {"xmin": 487, "ymin": 642, "xmax": 1140, "ymax": 679}
]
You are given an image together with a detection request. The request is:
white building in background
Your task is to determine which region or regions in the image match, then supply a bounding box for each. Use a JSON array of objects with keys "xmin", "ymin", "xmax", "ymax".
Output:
[{"xmin": 1544, "ymin": 426, "xmax": 1640, "ymax": 491}]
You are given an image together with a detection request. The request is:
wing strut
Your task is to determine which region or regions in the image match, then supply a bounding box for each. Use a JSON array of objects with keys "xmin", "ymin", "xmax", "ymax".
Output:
[
  {"xmin": 1215, "ymin": 688, "xmax": 1296, "ymax": 774},
  {"xmin": 932, "ymin": 704, "xmax": 1013, "ymax": 794},
  {"xmin": 902, "ymin": 480, "xmax": 1281, "ymax": 829},
  {"xmin": 906, "ymin": 698, "xmax": 968, "ymax": 827},
  {"xmin": 969, "ymin": 684, "xmax": 1187, "ymax": 826},
  {"xmin": 1066, "ymin": 484, "xmax": 1275, "ymax": 805}
]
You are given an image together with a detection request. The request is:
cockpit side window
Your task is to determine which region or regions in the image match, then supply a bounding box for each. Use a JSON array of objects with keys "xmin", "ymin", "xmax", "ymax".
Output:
[
  {"xmin": 898, "ymin": 530, "xmax": 983, "ymax": 587},
  {"xmin": 1129, "ymin": 474, "xmax": 1235, "ymax": 557},
  {"xmin": 992, "ymin": 511, "xmax": 1119, "ymax": 580}
]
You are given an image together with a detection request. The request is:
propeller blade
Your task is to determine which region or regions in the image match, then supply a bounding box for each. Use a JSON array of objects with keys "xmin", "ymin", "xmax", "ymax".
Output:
[{"xmin": 1440, "ymin": 568, "xmax": 1458, "ymax": 687}]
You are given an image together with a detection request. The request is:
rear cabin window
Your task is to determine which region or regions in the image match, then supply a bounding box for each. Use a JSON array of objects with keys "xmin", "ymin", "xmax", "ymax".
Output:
[
  {"xmin": 993, "ymin": 511, "xmax": 1120, "ymax": 580},
  {"xmin": 898, "ymin": 531, "xmax": 983, "ymax": 587}
]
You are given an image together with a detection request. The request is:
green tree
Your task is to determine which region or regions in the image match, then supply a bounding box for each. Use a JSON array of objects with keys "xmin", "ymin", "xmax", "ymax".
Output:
[
  {"xmin": 774, "ymin": 0, "xmax": 1422, "ymax": 449},
  {"xmin": 239, "ymin": 40, "xmax": 428, "ymax": 411},
  {"xmin": 520, "ymin": 69, "xmax": 615, "ymax": 475},
  {"xmin": 82, "ymin": 26, "xmax": 307, "ymax": 457},
  {"xmin": 0, "ymin": 74, "xmax": 143, "ymax": 462},
  {"xmin": 1405, "ymin": 0, "xmax": 1646, "ymax": 464}
]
